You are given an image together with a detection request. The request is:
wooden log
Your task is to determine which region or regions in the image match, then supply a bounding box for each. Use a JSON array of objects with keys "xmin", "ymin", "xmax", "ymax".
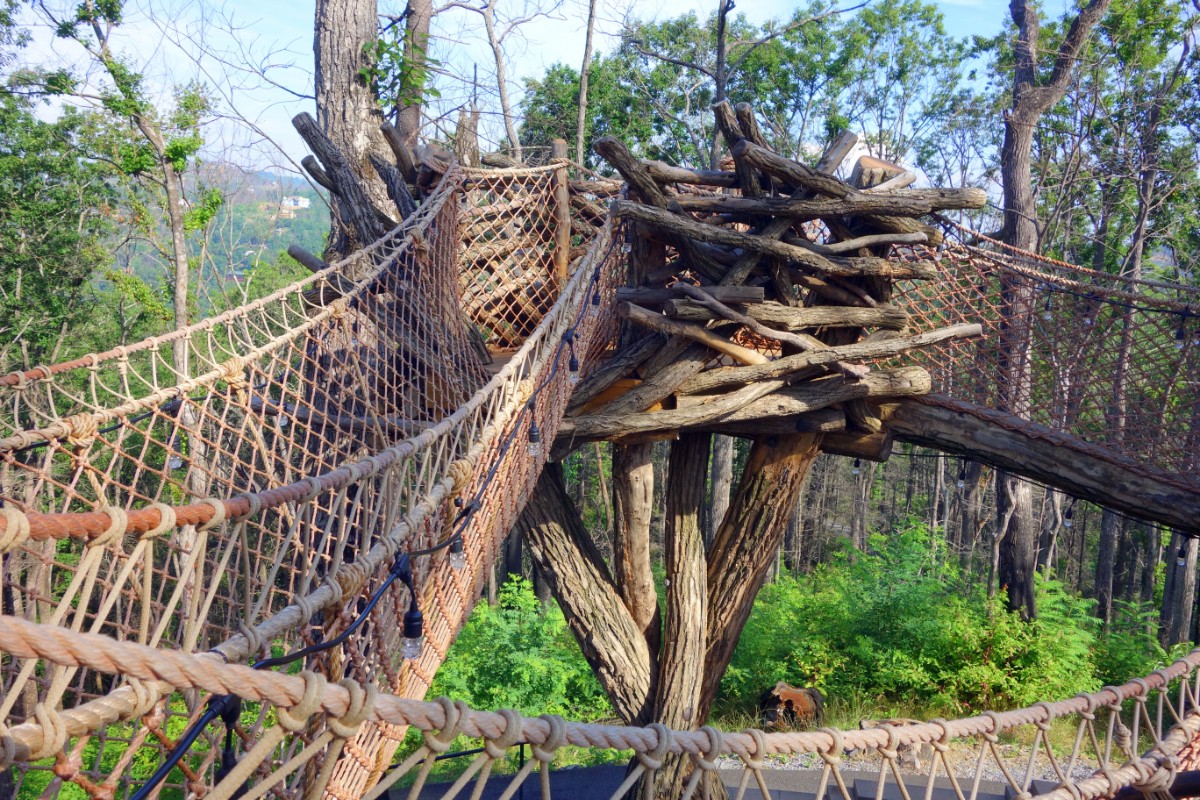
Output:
[
  {"xmin": 885, "ymin": 395, "xmax": 1200, "ymax": 535},
  {"xmin": 821, "ymin": 428, "xmax": 894, "ymax": 461},
  {"xmin": 815, "ymin": 130, "xmax": 860, "ymax": 174},
  {"xmin": 713, "ymin": 100, "xmax": 761, "ymax": 197},
  {"xmin": 734, "ymin": 139, "xmax": 854, "ymax": 199},
  {"xmin": 663, "ymin": 300, "xmax": 908, "ymax": 331},
  {"xmin": 301, "ymin": 155, "xmax": 337, "ymax": 195},
  {"xmin": 670, "ymin": 283, "xmax": 872, "ymax": 379},
  {"xmin": 566, "ymin": 334, "xmax": 667, "ymax": 414},
  {"xmin": 612, "ymin": 201, "xmax": 935, "ymax": 281},
  {"xmin": 293, "ymin": 113, "xmax": 387, "ymax": 246},
  {"xmin": 670, "ymin": 189, "xmax": 988, "ymax": 217},
  {"xmin": 592, "ymin": 339, "xmax": 717, "ymax": 418},
  {"xmin": 381, "ymin": 123, "xmax": 418, "ymax": 184},
  {"xmin": 642, "ymin": 161, "xmax": 739, "ymax": 188},
  {"xmin": 369, "ymin": 153, "xmax": 417, "ymax": 219},
  {"xmin": 864, "ymin": 171, "xmax": 918, "ymax": 193},
  {"xmin": 679, "ymin": 323, "xmax": 981, "ymax": 395},
  {"xmin": 707, "ymin": 408, "xmax": 846, "ymax": 438},
  {"xmin": 593, "ymin": 137, "xmax": 726, "ymax": 282},
  {"xmin": 570, "ymin": 178, "xmax": 624, "ymax": 195},
  {"xmin": 562, "ymin": 366, "xmax": 930, "ymax": 440},
  {"xmin": 620, "ymin": 303, "xmax": 767, "ymax": 366},
  {"xmin": 287, "ymin": 245, "xmax": 329, "ymax": 274},
  {"xmin": 552, "ymin": 139, "xmax": 571, "ymax": 285},
  {"xmin": 616, "ymin": 286, "xmax": 765, "ymax": 306},
  {"xmin": 792, "ymin": 274, "xmax": 877, "ymax": 308},
  {"xmin": 782, "ymin": 231, "xmax": 928, "ymax": 255}
]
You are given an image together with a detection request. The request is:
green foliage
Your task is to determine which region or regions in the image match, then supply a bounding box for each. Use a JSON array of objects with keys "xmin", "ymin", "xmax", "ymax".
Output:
[
  {"xmin": 183, "ymin": 187, "xmax": 223, "ymax": 231},
  {"xmin": 431, "ymin": 578, "xmax": 610, "ymax": 720},
  {"xmin": 721, "ymin": 526, "xmax": 1113, "ymax": 716},
  {"xmin": 361, "ymin": 27, "xmax": 440, "ymax": 118}
]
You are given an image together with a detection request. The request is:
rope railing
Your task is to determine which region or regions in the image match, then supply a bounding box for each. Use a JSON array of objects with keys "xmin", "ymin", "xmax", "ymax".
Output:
[{"xmin": 2, "ymin": 613, "xmax": 1199, "ymax": 800}]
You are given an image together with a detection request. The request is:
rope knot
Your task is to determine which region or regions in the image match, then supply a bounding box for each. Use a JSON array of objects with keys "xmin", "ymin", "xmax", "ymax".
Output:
[
  {"xmin": 930, "ymin": 719, "xmax": 952, "ymax": 753},
  {"xmin": 142, "ymin": 503, "xmax": 177, "ymax": 539},
  {"xmin": 127, "ymin": 678, "xmax": 162, "ymax": 718},
  {"xmin": 817, "ymin": 727, "xmax": 844, "ymax": 766},
  {"xmin": 238, "ymin": 621, "xmax": 267, "ymax": 660},
  {"xmin": 220, "ymin": 356, "xmax": 248, "ymax": 390},
  {"xmin": 636, "ymin": 723, "xmax": 672, "ymax": 772},
  {"xmin": 531, "ymin": 714, "xmax": 566, "ymax": 764},
  {"xmin": 0, "ymin": 723, "xmax": 17, "ymax": 769},
  {"xmin": 196, "ymin": 498, "xmax": 227, "ymax": 532},
  {"xmin": 739, "ymin": 728, "xmax": 768, "ymax": 771},
  {"xmin": 52, "ymin": 749, "xmax": 82, "ymax": 781},
  {"xmin": 446, "ymin": 459, "xmax": 473, "ymax": 494},
  {"xmin": 483, "ymin": 709, "xmax": 523, "ymax": 760},
  {"xmin": 0, "ymin": 505, "xmax": 32, "ymax": 554},
  {"xmin": 423, "ymin": 698, "xmax": 467, "ymax": 754},
  {"xmin": 327, "ymin": 679, "xmax": 377, "ymax": 740},
  {"xmin": 1132, "ymin": 757, "xmax": 1176, "ymax": 795},
  {"xmin": 694, "ymin": 725, "xmax": 726, "ymax": 772},
  {"xmin": 30, "ymin": 703, "xmax": 68, "ymax": 760},
  {"xmin": 277, "ymin": 671, "xmax": 328, "ymax": 732},
  {"xmin": 90, "ymin": 506, "xmax": 128, "ymax": 549}
]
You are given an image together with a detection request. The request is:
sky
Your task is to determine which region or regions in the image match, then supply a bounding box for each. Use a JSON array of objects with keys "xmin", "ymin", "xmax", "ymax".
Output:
[{"xmin": 21, "ymin": 0, "xmax": 1015, "ymax": 171}]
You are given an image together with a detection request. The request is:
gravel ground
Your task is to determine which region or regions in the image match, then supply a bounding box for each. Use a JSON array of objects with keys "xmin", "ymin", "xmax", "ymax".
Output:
[{"xmin": 715, "ymin": 742, "xmax": 1101, "ymax": 786}]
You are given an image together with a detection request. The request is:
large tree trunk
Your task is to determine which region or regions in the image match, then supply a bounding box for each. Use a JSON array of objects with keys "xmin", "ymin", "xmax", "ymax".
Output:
[
  {"xmin": 396, "ymin": 0, "xmax": 432, "ymax": 147},
  {"xmin": 706, "ymin": 435, "xmax": 734, "ymax": 547},
  {"xmin": 646, "ymin": 433, "xmax": 718, "ymax": 798},
  {"xmin": 1162, "ymin": 532, "xmax": 1198, "ymax": 646},
  {"xmin": 516, "ymin": 465, "xmax": 657, "ymax": 724},
  {"xmin": 701, "ymin": 433, "xmax": 823, "ymax": 715},
  {"xmin": 997, "ymin": 0, "xmax": 1112, "ymax": 618},
  {"xmin": 315, "ymin": 0, "xmax": 390, "ymax": 257},
  {"xmin": 612, "ymin": 442, "xmax": 661, "ymax": 655}
]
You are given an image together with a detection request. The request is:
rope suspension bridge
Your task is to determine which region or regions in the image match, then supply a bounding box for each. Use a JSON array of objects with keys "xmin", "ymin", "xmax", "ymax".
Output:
[{"xmin": 0, "ymin": 116, "xmax": 1199, "ymax": 800}]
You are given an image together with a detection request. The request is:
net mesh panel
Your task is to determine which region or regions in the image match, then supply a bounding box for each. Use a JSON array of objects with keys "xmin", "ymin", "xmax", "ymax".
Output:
[
  {"xmin": 0, "ymin": 163, "xmax": 623, "ymax": 799},
  {"xmin": 895, "ymin": 236, "xmax": 1200, "ymax": 476}
]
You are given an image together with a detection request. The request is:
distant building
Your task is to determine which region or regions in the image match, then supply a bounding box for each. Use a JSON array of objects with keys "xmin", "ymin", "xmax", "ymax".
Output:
[{"xmin": 278, "ymin": 195, "xmax": 311, "ymax": 218}]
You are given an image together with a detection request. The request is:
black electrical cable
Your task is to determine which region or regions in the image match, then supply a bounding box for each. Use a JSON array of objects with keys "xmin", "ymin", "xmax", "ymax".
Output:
[{"xmin": 130, "ymin": 551, "xmax": 417, "ymax": 800}]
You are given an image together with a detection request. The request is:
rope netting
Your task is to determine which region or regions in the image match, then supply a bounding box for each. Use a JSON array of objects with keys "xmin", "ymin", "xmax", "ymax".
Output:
[
  {"xmin": 0, "ymin": 162, "xmax": 623, "ymax": 799},
  {"xmin": 1, "ymin": 157, "xmax": 1199, "ymax": 800},
  {"xmin": 2, "ymin": 614, "xmax": 1200, "ymax": 800},
  {"xmin": 894, "ymin": 225, "xmax": 1200, "ymax": 478}
]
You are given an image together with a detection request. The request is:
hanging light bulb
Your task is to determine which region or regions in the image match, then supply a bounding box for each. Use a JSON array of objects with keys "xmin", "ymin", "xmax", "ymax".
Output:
[
  {"xmin": 1043, "ymin": 294, "xmax": 1053, "ymax": 321},
  {"xmin": 401, "ymin": 596, "xmax": 424, "ymax": 660},
  {"xmin": 1063, "ymin": 505, "xmax": 1074, "ymax": 529},
  {"xmin": 449, "ymin": 536, "xmax": 467, "ymax": 570},
  {"xmin": 568, "ymin": 353, "xmax": 581, "ymax": 385},
  {"xmin": 622, "ymin": 227, "xmax": 633, "ymax": 255},
  {"xmin": 528, "ymin": 423, "xmax": 543, "ymax": 458},
  {"xmin": 1177, "ymin": 546, "xmax": 1188, "ymax": 568},
  {"xmin": 168, "ymin": 436, "xmax": 184, "ymax": 470},
  {"xmin": 277, "ymin": 416, "xmax": 289, "ymax": 429},
  {"xmin": 956, "ymin": 466, "xmax": 966, "ymax": 490},
  {"xmin": 1177, "ymin": 319, "xmax": 1188, "ymax": 350},
  {"xmin": 851, "ymin": 458, "xmax": 861, "ymax": 476}
]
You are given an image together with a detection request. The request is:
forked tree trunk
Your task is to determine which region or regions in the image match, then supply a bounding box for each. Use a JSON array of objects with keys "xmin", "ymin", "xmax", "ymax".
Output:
[{"xmin": 613, "ymin": 442, "xmax": 661, "ymax": 655}]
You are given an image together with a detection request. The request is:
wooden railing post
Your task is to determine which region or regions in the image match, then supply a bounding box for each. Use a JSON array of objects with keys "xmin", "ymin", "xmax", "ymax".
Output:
[{"xmin": 552, "ymin": 138, "xmax": 571, "ymax": 287}]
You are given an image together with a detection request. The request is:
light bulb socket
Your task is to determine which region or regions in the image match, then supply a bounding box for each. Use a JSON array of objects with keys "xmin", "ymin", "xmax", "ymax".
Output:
[
  {"xmin": 403, "ymin": 604, "xmax": 423, "ymax": 643},
  {"xmin": 449, "ymin": 537, "xmax": 466, "ymax": 570},
  {"xmin": 528, "ymin": 424, "xmax": 542, "ymax": 458},
  {"xmin": 851, "ymin": 458, "xmax": 861, "ymax": 476}
]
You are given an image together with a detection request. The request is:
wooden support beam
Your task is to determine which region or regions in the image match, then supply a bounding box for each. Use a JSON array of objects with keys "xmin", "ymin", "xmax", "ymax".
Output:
[
  {"xmin": 612, "ymin": 200, "xmax": 936, "ymax": 281},
  {"xmin": 663, "ymin": 300, "xmax": 908, "ymax": 331},
  {"xmin": 381, "ymin": 123, "xmax": 418, "ymax": 184},
  {"xmin": 619, "ymin": 302, "xmax": 767, "ymax": 366},
  {"xmin": 561, "ymin": 367, "xmax": 929, "ymax": 441},
  {"xmin": 617, "ymin": 286, "xmax": 765, "ymax": 306},
  {"xmin": 678, "ymin": 323, "xmax": 980, "ymax": 395},
  {"xmin": 885, "ymin": 395, "xmax": 1200, "ymax": 535},
  {"xmin": 642, "ymin": 160, "xmax": 739, "ymax": 188},
  {"xmin": 552, "ymin": 138, "xmax": 571, "ymax": 285},
  {"xmin": 821, "ymin": 428, "xmax": 894, "ymax": 461},
  {"xmin": 670, "ymin": 189, "xmax": 988, "ymax": 217}
]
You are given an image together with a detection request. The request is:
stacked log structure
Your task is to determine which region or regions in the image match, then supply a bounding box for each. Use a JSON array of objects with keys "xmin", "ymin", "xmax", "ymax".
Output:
[{"xmin": 555, "ymin": 102, "xmax": 987, "ymax": 458}]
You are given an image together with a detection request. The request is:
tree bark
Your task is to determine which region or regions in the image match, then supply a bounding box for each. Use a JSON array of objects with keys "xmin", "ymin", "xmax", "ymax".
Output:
[
  {"xmin": 516, "ymin": 465, "xmax": 656, "ymax": 724},
  {"xmin": 996, "ymin": 0, "xmax": 1112, "ymax": 619},
  {"xmin": 396, "ymin": 0, "xmax": 432, "ymax": 147},
  {"xmin": 1162, "ymin": 532, "xmax": 1197, "ymax": 647},
  {"xmin": 701, "ymin": 433, "xmax": 824, "ymax": 715},
  {"xmin": 612, "ymin": 443, "xmax": 661, "ymax": 655},
  {"xmin": 314, "ymin": 0, "xmax": 391, "ymax": 257},
  {"xmin": 575, "ymin": 0, "xmax": 598, "ymax": 165},
  {"xmin": 646, "ymin": 433, "xmax": 713, "ymax": 798},
  {"xmin": 706, "ymin": 435, "xmax": 734, "ymax": 548}
]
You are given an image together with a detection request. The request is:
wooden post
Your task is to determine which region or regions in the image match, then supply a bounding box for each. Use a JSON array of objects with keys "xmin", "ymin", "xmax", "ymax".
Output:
[{"xmin": 552, "ymin": 138, "xmax": 571, "ymax": 286}]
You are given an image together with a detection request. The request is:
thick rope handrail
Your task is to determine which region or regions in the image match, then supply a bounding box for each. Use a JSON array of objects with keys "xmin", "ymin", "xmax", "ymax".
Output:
[
  {"xmin": 944, "ymin": 220, "xmax": 1200, "ymax": 301},
  {"xmin": 0, "ymin": 613, "xmax": 1197, "ymax": 763}
]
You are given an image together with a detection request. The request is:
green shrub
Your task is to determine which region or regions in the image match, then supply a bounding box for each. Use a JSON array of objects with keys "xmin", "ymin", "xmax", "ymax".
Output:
[
  {"xmin": 721, "ymin": 525, "xmax": 1102, "ymax": 716},
  {"xmin": 430, "ymin": 577, "xmax": 610, "ymax": 720}
]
